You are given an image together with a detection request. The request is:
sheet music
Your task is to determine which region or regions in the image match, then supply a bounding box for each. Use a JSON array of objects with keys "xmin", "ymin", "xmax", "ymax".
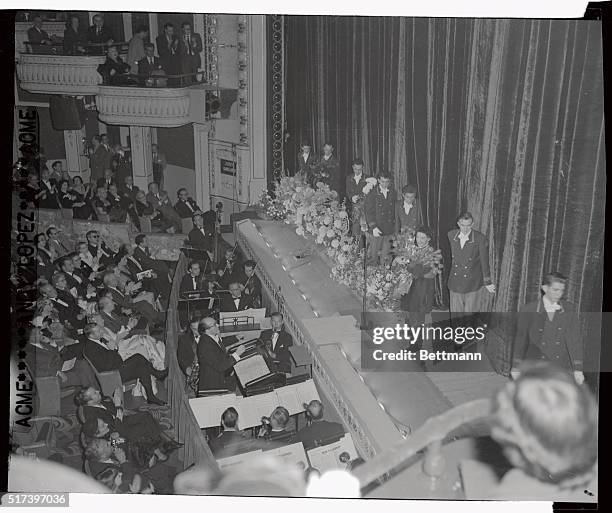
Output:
[
  {"xmin": 242, "ymin": 308, "xmax": 267, "ymax": 324},
  {"xmin": 294, "ymin": 379, "xmax": 320, "ymax": 407},
  {"xmin": 61, "ymin": 357, "xmax": 76, "ymax": 372},
  {"xmin": 233, "ymin": 391, "xmax": 277, "ymax": 428},
  {"xmin": 306, "ymin": 434, "xmax": 358, "ymax": 473},
  {"xmin": 233, "ymin": 353, "xmax": 271, "ymax": 386},
  {"xmin": 264, "ymin": 442, "xmax": 308, "ymax": 471},
  {"xmin": 189, "ymin": 393, "xmax": 238, "ymax": 428},
  {"xmin": 216, "ymin": 450, "xmax": 263, "ymax": 471},
  {"xmin": 275, "ymin": 385, "xmax": 303, "ymax": 416}
]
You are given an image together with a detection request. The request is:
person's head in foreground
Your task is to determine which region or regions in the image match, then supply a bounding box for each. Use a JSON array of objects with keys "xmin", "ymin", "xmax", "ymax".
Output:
[{"xmin": 491, "ymin": 361, "xmax": 597, "ymax": 490}]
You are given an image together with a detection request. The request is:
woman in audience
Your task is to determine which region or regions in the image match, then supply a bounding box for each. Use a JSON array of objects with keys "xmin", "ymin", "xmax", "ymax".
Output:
[
  {"xmin": 71, "ymin": 175, "xmax": 90, "ymax": 199},
  {"xmin": 107, "ymin": 184, "xmax": 127, "ymax": 222},
  {"xmin": 486, "ymin": 362, "xmax": 597, "ymax": 500},
  {"xmin": 23, "ymin": 172, "xmax": 46, "ymax": 209},
  {"xmin": 58, "ymin": 179, "xmax": 92, "ymax": 219}
]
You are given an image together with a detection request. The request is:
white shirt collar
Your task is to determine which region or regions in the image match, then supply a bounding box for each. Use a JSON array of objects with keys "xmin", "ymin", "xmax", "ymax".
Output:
[
  {"xmin": 458, "ymin": 230, "xmax": 471, "ymax": 241},
  {"xmin": 353, "ymin": 173, "xmax": 362, "ymax": 183},
  {"xmin": 542, "ymin": 296, "xmax": 562, "ymax": 312}
]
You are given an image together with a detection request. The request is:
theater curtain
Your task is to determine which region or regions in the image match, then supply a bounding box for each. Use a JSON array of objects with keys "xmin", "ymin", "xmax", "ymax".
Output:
[{"xmin": 284, "ymin": 18, "xmax": 605, "ymax": 318}]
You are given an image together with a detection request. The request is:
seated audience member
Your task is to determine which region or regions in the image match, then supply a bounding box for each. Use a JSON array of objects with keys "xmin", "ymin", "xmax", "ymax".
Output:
[
  {"xmin": 138, "ymin": 43, "xmax": 165, "ymax": 84},
  {"xmin": 39, "ymin": 167, "xmax": 61, "ymax": 209},
  {"xmin": 188, "ymin": 211, "xmax": 216, "ymax": 256},
  {"xmin": 97, "ymin": 296, "xmax": 146, "ymax": 335},
  {"xmin": 241, "ymin": 260, "xmax": 262, "ymax": 308},
  {"xmin": 295, "ymin": 400, "xmax": 345, "ymax": 450},
  {"xmin": 51, "ymin": 273, "xmax": 88, "ymax": 325},
  {"xmin": 107, "ymin": 184, "xmax": 127, "ymax": 222},
  {"xmin": 133, "ymin": 234, "xmax": 172, "ymax": 304},
  {"xmin": 25, "ymin": 316, "xmax": 97, "ymax": 390},
  {"xmin": 72, "ymin": 249, "xmax": 96, "ymax": 284},
  {"xmin": 77, "ymin": 241, "xmax": 102, "ymax": 276},
  {"xmin": 146, "ymin": 183, "xmax": 181, "ymax": 233},
  {"xmin": 197, "ymin": 317, "xmax": 245, "ymax": 392},
  {"xmin": 216, "ymin": 247, "xmax": 242, "ymax": 289},
  {"xmin": 82, "ymin": 323, "xmax": 167, "ymax": 405},
  {"xmin": 119, "ymin": 176, "xmax": 139, "ymax": 203},
  {"xmin": 87, "ymin": 14, "xmax": 115, "ymax": 53},
  {"xmin": 63, "ymin": 14, "xmax": 86, "ymax": 55},
  {"xmin": 177, "ymin": 316, "xmax": 201, "ymax": 392},
  {"xmin": 59, "ymin": 255, "xmax": 89, "ymax": 297},
  {"xmin": 39, "ymin": 281, "xmax": 86, "ymax": 331},
  {"xmin": 220, "ymin": 282, "xmax": 254, "ymax": 312},
  {"xmin": 134, "ymin": 190, "xmax": 174, "ymax": 232},
  {"xmin": 103, "ymin": 271, "xmax": 163, "ymax": 328},
  {"xmin": 97, "ymin": 168, "xmax": 115, "ymax": 189},
  {"xmin": 97, "ymin": 46, "xmax": 136, "ymax": 86},
  {"xmin": 174, "ymin": 188, "xmax": 202, "ymax": 218},
  {"xmin": 259, "ymin": 407, "xmax": 293, "ymax": 442},
  {"xmin": 87, "ymin": 230, "xmax": 116, "ymax": 267},
  {"xmin": 71, "ymin": 175, "xmax": 90, "ymax": 199},
  {"xmin": 34, "ymin": 233, "xmax": 55, "ymax": 280},
  {"xmin": 23, "ymin": 172, "xmax": 46, "ymax": 208},
  {"xmin": 58, "ymin": 179, "xmax": 92, "ymax": 219},
  {"xmin": 93, "ymin": 186, "xmax": 112, "ymax": 218},
  {"xmin": 208, "ymin": 407, "xmax": 246, "ymax": 455},
  {"xmin": 260, "ymin": 312, "xmax": 293, "ymax": 374},
  {"xmin": 481, "ymin": 362, "xmax": 598, "ymax": 501},
  {"xmin": 49, "ymin": 161, "xmax": 64, "ymax": 182},
  {"xmin": 46, "ymin": 226, "xmax": 70, "ymax": 258}
]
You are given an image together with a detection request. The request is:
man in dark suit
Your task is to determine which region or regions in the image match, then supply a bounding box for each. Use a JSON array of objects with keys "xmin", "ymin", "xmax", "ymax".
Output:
[
  {"xmin": 297, "ymin": 141, "xmax": 318, "ymax": 185},
  {"xmin": 138, "ymin": 43, "xmax": 164, "ymax": 83},
  {"xmin": 364, "ymin": 173, "xmax": 396, "ymax": 266},
  {"xmin": 511, "ymin": 272, "xmax": 584, "ymax": 384},
  {"xmin": 96, "ymin": 168, "xmax": 116, "ymax": 189},
  {"xmin": 178, "ymin": 21, "xmax": 203, "ymax": 84},
  {"xmin": 315, "ymin": 143, "xmax": 342, "ymax": 194},
  {"xmin": 395, "ymin": 184, "xmax": 423, "ymax": 235},
  {"xmin": 447, "ymin": 212, "xmax": 495, "ymax": 313},
  {"xmin": 119, "ymin": 175, "xmax": 139, "ymax": 203},
  {"xmin": 27, "ymin": 15, "xmax": 53, "ymax": 54},
  {"xmin": 97, "ymin": 296, "xmax": 142, "ymax": 335},
  {"xmin": 146, "ymin": 182, "xmax": 181, "ymax": 233},
  {"xmin": 102, "ymin": 272, "xmax": 162, "ymax": 328},
  {"xmin": 294, "ymin": 400, "xmax": 344, "ymax": 451},
  {"xmin": 133, "ymin": 234, "xmax": 171, "ymax": 304},
  {"xmin": 86, "ymin": 230, "xmax": 115, "ymax": 267},
  {"xmin": 39, "ymin": 168, "xmax": 60, "ymax": 209},
  {"xmin": 174, "ymin": 188, "xmax": 202, "ymax": 219},
  {"xmin": 216, "ymin": 247, "xmax": 242, "ymax": 290},
  {"xmin": 188, "ymin": 212, "xmax": 216, "ymax": 266},
  {"xmin": 177, "ymin": 316, "xmax": 201, "ymax": 378},
  {"xmin": 86, "ymin": 13, "xmax": 114, "ymax": 54},
  {"xmin": 259, "ymin": 312, "xmax": 293, "ymax": 374},
  {"xmin": 82, "ymin": 323, "xmax": 166, "ymax": 405},
  {"xmin": 59, "ymin": 255, "xmax": 89, "ymax": 297},
  {"xmin": 220, "ymin": 282, "xmax": 253, "ymax": 313},
  {"xmin": 178, "ymin": 261, "xmax": 211, "ymax": 327},
  {"xmin": 40, "ymin": 282, "xmax": 85, "ymax": 332},
  {"xmin": 196, "ymin": 317, "xmax": 246, "ymax": 392},
  {"xmin": 179, "ymin": 261, "xmax": 206, "ymax": 297},
  {"xmin": 208, "ymin": 407, "xmax": 247, "ymax": 455},
  {"xmin": 241, "ymin": 260, "xmax": 262, "ymax": 309},
  {"xmin": 89, "ymin": 136, "xmax": 111, "ymax": 185},
  {"xmin": 156, "ymin": 23, "xmax": 180, "ymax": 80}
]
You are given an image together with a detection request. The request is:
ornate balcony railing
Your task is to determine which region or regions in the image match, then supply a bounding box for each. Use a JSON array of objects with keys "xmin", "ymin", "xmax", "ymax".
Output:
[
  {"xmin": 96, "ymin": 86, "xmax": 192, "ymax": 127},
  {"xmin": 16, "ymin": 53, "xmax": 104, "ymax": 95}
]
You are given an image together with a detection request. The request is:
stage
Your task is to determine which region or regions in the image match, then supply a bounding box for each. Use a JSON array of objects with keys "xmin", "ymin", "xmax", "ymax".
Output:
[{"xmin": 231, "ymin": 218, "xmax": 507, "ymax": 457}]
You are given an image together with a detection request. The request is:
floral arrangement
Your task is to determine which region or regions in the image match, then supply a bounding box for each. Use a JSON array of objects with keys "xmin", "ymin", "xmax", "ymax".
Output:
[{"xmin": 256, "ymin": 173, "xmax": 421, "ymax": 311}]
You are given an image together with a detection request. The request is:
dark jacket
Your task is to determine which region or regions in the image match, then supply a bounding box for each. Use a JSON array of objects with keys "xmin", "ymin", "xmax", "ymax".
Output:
[
  {"xmin": 179, "ymin": 273, "xmax": 206, "ymax": 296},
  {"xmin": 364, "ymin": 186, "xmax": 397, "ymax": 235},
  {"xmin": 63, "ymin": 27, "xmax": 86, "ymax": 54},
  {"xmin": 174, "ymin": 198, "xmax": 201, "ymax": 219},
  {"xmin": 316, "ymin": 155, "xmax": 342, "ymax": 194},
  {"xmin": 86, "ymin": 25, "xmax": 115, "ymax": 49},
  {"xmin": 512, "ymin": 298, "xmax": 582, "ymax": 371},
  {"xmin": 177, "ymin": 330, "xmax": 199, "ymax": 375},
  {"xmin": 220, "ymin": 295, "xmax": 254, "ymax": 313},
  {"xmin": 259, "ymin": 329, "xmax": 293, "ymax": 373},
  {"xmin": 345, "ymin": 174, "xmax": 369, "ymax": 205},
  {"xmin": 83, "ymin": 338, "xmax": 124, "ymax": 373},
  {"xmin": 297, "ymin": 152, "xmax": 318, "ymax": 184},
  {"xmin": 446, "ymin": 229, "xmax": 492, "ymax": 294},
  {"xmin": 395, "ymin": 199, "xmax": 423, "ymax": 234},
  {"xmin": 196, "ymin": 334, "xmax": 237, "ymax": 391},
  {"xmin": 294, "ymin": 420, "xmax": 345, "ymax": 451},
  {"xmin": 137, "ymin": 56, "xmax": 163, "ymax": 77},
  {"xmin": 89, "ymin": 146, "xmax": 112, "ymax": 184},
  {"xmin": 178, "ymin": 32, "xmax": 203, "ymax": 69},
  {"xmin": 188, "ymin": 226, "xmax": 214, "ymax": 252}
]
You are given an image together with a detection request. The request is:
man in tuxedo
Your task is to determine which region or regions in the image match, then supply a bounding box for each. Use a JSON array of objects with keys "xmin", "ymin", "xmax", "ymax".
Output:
[
  {"xmin": 297, "ymin": 141, "xmax": 318, "ymax": 185},
  {"xmin": 39, "ymin": 167, "xmax": 60, "ymax": 209},
  {"xmin": 46, "ymin": 226, "xmax": 71, "ymax": 259},
  {"xmin": 89, "ymin": 136, "xmax": 111, "ymax": 185},
  {"xmin": 316, "ymin": 143, "xmax": 342, "ymax": 194},
  {"xmin": 156, "ymin": 23, "xmax": 180, "ymax": 82},
  {"xmin": 146, "ymin": 182, "xmax": 181, "ymax": 233},
  {"xmin": 364, "ymin": 173, "xmax": 396, "ymax": 266},
  {"xmin": 174, "ymin": 188, "xmax": 202, "ymax": 219},
  {"xmin": 138, "ymin": 43, "xmax": 164, "ymax": 83},
  {"xmin": 96, "ymin": 168, "xmax": 115, "ymax": 190},
  {"xmin": 133, "ymin": 234, "xmax": 171, "ymax": 304},
  {"xmin": 216, "ymin": 247, "xmax": 242, "ymax": 290},
  {"xmin": 119, "ymin": 175, "xmax": 139, "ymax": 203},
  {"xmin": 178, "ymin": 21, "xmax": 203, "ymax": 84},
  {"xmin": 86, "ymin": 230, "xmax": 115, "ymax": 267},
  {"xmin": 102, "ymin": 272, "xmax": 163, "ymax": 328},
  {"xmin": 395, "ymin": 184, "xmax": 423, "ymax": 236},
  {"xmin": 188, "ymin": 212, "xmax": 215, "ymax": 263},
  {"xmin": 87, "ymin": 14, "xmax": 114, "ymax": 54},
  {"xmin": 294, "ymin": 400, "xmax": 344, "ymax": 451},
  {"xmin": 41, "ymin": 279, "xmax": 86, "ymax": 331},
  {"xmin": 179, "ymin": 261, "xmax": 206, "ymax": 297},
  {"xmin": 242, "ymin": 260, "xmax": 262, "ymax": 308},
  {"xmin": 447, "ymin": 212, "xmax": 495, "ymax": 313},
  {"xmin": 220, "ymin": 282, "xmax": 253, "ymax": 313},
  {"xmin": 59, "ymin": 255, "xmax": 89, "ymax": 297},
  {"xmin": 208, "ymin": 407, "xmax": 246, "ymax": 455},
  {"xmin": 511, "ymin": 272, "xmax": 583, "ymax": 384},
  {"xmin": 178, "ymin": 261, "xmax": 210, "ymax": 327},
  {"xmin": 177, "ymin": 316, "xmax": 201, "ymax": 378},
  {"xmin": 259, "ymin": 312, "xmax": 293, "ymax": 374},
  {"xmin": 82, "ymin": 323, "xmax": 166, "ymax": 405},
  {"xmin": 197, "ymin": 317, "xmax": 245, "ymax": 392}
]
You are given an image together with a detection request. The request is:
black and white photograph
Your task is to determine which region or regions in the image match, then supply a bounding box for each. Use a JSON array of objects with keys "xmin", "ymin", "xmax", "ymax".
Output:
[{"xmin": 4, "ymin": 1, "xmax": 607, "ymax": 509}]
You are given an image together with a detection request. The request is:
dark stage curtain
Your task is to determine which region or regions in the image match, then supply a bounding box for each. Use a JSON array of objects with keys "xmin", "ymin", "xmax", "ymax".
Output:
[{"xmin": 284, "ymin": 18, "xmax": 605, "ymax": 372}]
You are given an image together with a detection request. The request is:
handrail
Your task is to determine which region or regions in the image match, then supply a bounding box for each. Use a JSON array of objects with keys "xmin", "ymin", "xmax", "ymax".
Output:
[
  {"xmin": 352, "ymin": 398, "xmax": 493, "ymax": 488},
  {"xmin": 164, "ymin": 252, "xmax": 219, "ymax": 472}
]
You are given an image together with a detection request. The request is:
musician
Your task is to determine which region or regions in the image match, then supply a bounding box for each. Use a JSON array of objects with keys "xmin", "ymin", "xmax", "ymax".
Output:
[
  {"xmin": 216, "ymin": 247, "xmax": 242, "ymax": 290},
  {"xmin": 220, "ymin": 282, "xmax": 254, "ymax": 313},
  {"xmin": 242, "ymin": 260, "xmax": 262, "ymax": 308},
  {"xmin": 177, "ymin": 316, "xmax": 201, "ymax": 394},
  {"xmin": 196, "ymin": 317, "xmax": 246, "ymax": 392},
  {"xmin": 260, "ymin": 312, "xmax": 293, "ymax": 374},
  {"xmin": 178, "ymin": 261, "xmax": 212, "ymax": 327},
  {"xmin": 208, "ymin": 407, "xmax": 246, "ymax": 455},
  {"xmin": 258, "ymin": 406, "xmax": 293, "ymax": 443},
  {"xmin": 179, "ymin": 261, "xmax": 206, "ymax": 297}
]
